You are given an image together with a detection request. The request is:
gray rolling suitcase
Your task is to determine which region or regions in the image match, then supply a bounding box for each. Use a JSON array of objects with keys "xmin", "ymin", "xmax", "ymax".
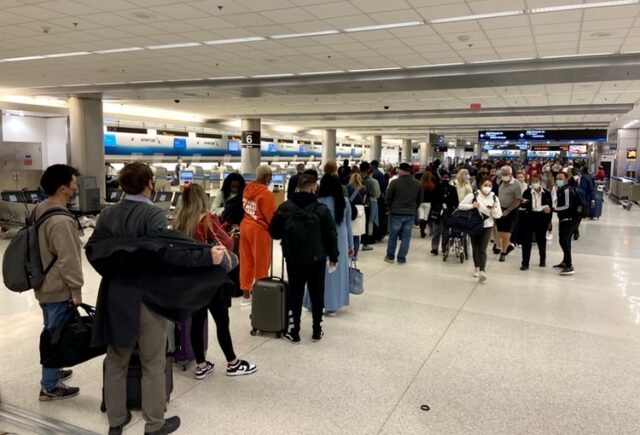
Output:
[{"xmin": 250, "ymin": 254, "xmax": 288, "ymax": 338}]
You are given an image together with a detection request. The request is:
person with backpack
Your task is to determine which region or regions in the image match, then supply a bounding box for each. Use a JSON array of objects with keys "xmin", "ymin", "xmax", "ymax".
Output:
[
  {"xmin": 304, "ymin": 174, "xmax": 354, "ymax": 316},
  {"xmin": 338, "ymin": 159, "xmax": 352, "ymax": 185},
  {"xmin": 174, "ymin": 184, "xmax": 256, "ymax": 380},
  {"xmin": 554, "ymin": 172, "xmax": 581, "ymax": 276},
  {"xmin": 569, "ymin": 165, "xmax": 595, "ymax": 240},
  {"xmin": 35, "ymin": 164, "xmax": 84, "ymax": 401},
  {"xmin": 458, "ymin": 177, "xmax": 503, "ymax": 282},
  {"xmin": 269, "ymin": 174, "xmax": 339, "ymax": 344}
]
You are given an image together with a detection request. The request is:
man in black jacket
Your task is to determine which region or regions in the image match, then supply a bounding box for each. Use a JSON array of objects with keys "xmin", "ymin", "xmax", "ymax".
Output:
[
  {"xmin": 269, "ymin": 174, "xmax": 339, "ymax": 344},
  {"xmin": 429, "ymin": 171, "xmax": 459, "ymax": 256},
  {"xmin": 89, "ymin": 163, "xmax": 228, "ymax": 435},
  {"xmin": 518, "ymin": 174, "xmax": 553, "ymax": 270},
  {"xmin": 554, "ymin": 172, "xmax": 580, "ymax": 276},
  {"xmin": 286, "ymin": 163, "xmax": 305, "ymax": 199}
]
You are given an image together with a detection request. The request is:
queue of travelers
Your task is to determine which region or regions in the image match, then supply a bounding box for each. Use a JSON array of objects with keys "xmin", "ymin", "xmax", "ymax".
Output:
[{"xmin": 22, "ymin": 154, "xmax": 596, "ymax": 434}]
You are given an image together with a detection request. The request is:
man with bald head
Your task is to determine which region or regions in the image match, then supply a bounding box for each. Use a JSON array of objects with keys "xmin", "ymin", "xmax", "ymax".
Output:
[{"xmin": 496, "ymin": 165, "xmax": 522, "ymax": 262}]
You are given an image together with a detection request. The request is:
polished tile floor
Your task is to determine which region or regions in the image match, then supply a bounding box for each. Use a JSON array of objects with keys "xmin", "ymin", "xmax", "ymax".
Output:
[{"xmin": 1, "ymin": 198, "xmax": 639, "ymax": 434}]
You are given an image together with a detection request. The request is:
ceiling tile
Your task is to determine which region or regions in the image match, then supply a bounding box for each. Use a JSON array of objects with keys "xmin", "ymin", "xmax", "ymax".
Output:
[
  {"xmin": 260, "ymin": 7, "xmax": 317, "ymax": 24},
  {"xmin": 304, "ymin": 1, "xmax": 362, "ymax": 19}
]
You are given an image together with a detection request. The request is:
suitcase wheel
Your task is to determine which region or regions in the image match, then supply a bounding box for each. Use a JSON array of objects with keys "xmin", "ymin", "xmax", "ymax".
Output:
[
  {"xmin": 250, "ymin": 329, "xmax": 257, "ymax": 336},
  {"xmin": 100, "ymin": 402, "xmax": 106, "ymax": 413},
  {"xmin": 275, "ymin": 332, "xmax": 282, "ymax": 339}
]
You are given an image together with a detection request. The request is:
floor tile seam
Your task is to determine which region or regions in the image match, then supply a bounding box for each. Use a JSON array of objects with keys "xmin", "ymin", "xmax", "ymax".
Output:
[
  {"xmin": 376, "ymin": 276, "xmax": 484, "ymax": 434},
  {"xmin": 458, "ymin": 306, "xmax": 640, "ymax": 346}
]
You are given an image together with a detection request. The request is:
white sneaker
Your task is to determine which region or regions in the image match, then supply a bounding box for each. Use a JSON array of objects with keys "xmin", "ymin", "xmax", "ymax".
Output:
[
  {"xmin": 546, "ymin": 232, "xmax": 553, "ymax": 241},
  {"xmin": 472, "ymin": 267, "xmax": 480, "ymax": 278},
  {"xmin": 479, "ymin": 271, "xmax": 487, "ymax": 282}
]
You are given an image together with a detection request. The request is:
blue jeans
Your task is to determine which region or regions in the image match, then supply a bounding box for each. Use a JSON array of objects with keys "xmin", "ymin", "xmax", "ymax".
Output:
[
  {"xmin": 40, "ymin": 301, "xmax": 71, "ymax": 391},
  {"xmin": 386, "ymin": 214, "xmax": 415, "ymax": 262}
]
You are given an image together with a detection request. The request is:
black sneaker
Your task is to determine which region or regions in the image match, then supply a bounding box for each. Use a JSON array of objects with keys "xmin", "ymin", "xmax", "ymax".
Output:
[
  {"xmin": 573, "ymin": 233, "xmax": 580, "ymax": 241},
  {"xmin": 60, "ymin": 369, "xmax": 72, "ymax": 381},
  {"xmin": 520, "ymin": 265, "xmax": 529, "ymax": 271},
  {"xmin": 560, "ymin": 266, "xmax": 575, "ymax": 276},
  {"xmin": 312, "ymin": 330, "xmax": 324, "ymax": 342},
  {"xmin": 499, "ymin": 254, "xmax": 506, "ymax": 262},
  {"xmin": 553, "ymin": 262, "xmax": 566, "ymax": 269},
  {"xmin": 506, "ymin": 244, "xmax": 515, "ymax": 255},
  {"xmin": 226, "ymin": 359, "xmax": 257, "ymax": 377},
  {"xmin": 109, "ymin": 410, "xmax": 132, "ymax": 435},
  {"xmin": 492, "ymin": 245, "xmax": 501, "ymax": 254},
  {"xmin": 430, "ymin": 249, "xmax": 438, "ymax": 256},
  {"xmin": 144, "ymin": 416, "xmax": 180, "ymax": 435},
  {"xmin": 539, "ymin": 261, "xmax": 546, "ymax": 267},
  {"xmin": 38, "ymin": 382, "xmax": 79, "ymax": 401},
  {"xmin": 194, "ymin": 361, "xmax": 215, "ymax": 380},
  {"xmin": 283, "ymin": 331, "xmax": 301, "ymax": 344}
]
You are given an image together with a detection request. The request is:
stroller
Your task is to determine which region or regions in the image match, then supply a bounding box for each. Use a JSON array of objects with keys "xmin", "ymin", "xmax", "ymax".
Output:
[{"xmin": 443, "ymin": 227, "xmax": 469, "ymax": 264}]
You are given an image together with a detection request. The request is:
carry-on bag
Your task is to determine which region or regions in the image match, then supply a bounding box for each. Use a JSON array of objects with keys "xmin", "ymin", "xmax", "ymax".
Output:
[
  {"xmin": 348, "ymin": 259, "xmax": 364, "ymax": 295},
  {"xmin": 39, "ymin": 303, "xmax": 106, "ymax": 368},
  {"xmin": 100, "ymin": 352, "xmax": 173, "ymax": 412},
  {"xmin": 174, "ymin": 316, "xmax": 208, "ymax": 370},
  {"xmin": 250, "ymin": 251, "xmax": 288, "ymax": 338},
  {"xmin": 589, "ymin": 195, "xmax": 603, "ymax": 219}
]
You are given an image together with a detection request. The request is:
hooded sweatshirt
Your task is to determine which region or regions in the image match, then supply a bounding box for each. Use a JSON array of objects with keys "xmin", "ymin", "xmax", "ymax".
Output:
[{"xmin": 242, "ymin": 182, "xmax": 276, "ymax": 232}]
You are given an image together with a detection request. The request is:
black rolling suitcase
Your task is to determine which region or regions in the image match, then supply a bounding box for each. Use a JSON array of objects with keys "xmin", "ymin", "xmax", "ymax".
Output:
[{"xmin": 250, "ymin": 253, "xmax": 288, "ymax": 338}]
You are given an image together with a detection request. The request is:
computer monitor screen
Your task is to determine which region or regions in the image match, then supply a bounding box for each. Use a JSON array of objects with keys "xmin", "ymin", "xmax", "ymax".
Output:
[
  {"xmin": 272, "ymin": 174, "xmax": 284, "ymax": 184},
  {"xmin": 9, "ymin": 194, "xmax": 18, "ymax": 202},
  {"xmin": 299, "ymin": 146, "xmax": 307, "ymax": 154},
  {"xmin": 228, "ymin": 141, "xmax": 240, "ymax": 152},
  {"xmin": 30, "ymin": 193, "xmax": 39, "ymax": 202},
  {"xmin": 180, "ymin": 171, "xmax": 193, "ymax": 182},
  {"xmin": 268, "ymin": 143, "xmax": 277, "ymax": 153},
  {"xmin": 156, "ymin": 192, "xmax": 172, "ymax": 203}
]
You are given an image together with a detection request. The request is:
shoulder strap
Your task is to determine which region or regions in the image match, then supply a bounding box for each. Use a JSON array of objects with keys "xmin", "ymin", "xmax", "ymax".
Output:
[
  {"xmin": 349, "ymin": 189, "xmax": 359, "ymax": 202},
  {"xmin": 34, "ymin": 207, "xmax": 75, "ymax": 229}
]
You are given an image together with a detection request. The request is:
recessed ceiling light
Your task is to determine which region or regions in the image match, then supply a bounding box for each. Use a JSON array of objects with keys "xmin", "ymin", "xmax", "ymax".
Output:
[
  {"xmin": 541, "ymin": 52, "xmax": 611, "ymax": 59},
  {"xmin": 344, "ymin": 21, "xmax": 423, "ymax": 32},
  {"xmin": 44, "ymin": 51, "xmax": 91, "ymax": 58},
  {"xmin": 94, "ymin": 47, "xmax": 145, "ymax": 54},
  {"xmin": 430, "ymin": 10, "xmax": 523, "ymax": 24},
  {"xmin": 4, "ymin": 55, "xmax": 46, "ymax": 62},
  {"xmin": 251, "ymin": 73, "xmax": 295, "ymax": 78},
  {"xmin": 298, "ymin": 70, "xmax": 345, "ymax": 76},
  {"xmin": 129, "ymin": 80, "xmax": 164, "ymax": 84},
  {"xmin": 208, "ymin": 76, "xmax": 247, "ymax": 80},
  {"xmin": 146, "ymin": 42, "xmax": 202, "ymax": 50},
  {"xmin": 204, "ymin": 37, "xmax": 266, "ymax": 45},
  {"xmin": 348, "ymin": 66, "xmax": 403, "ymax": 73},
  {"xmin": 530, "ymin": 0, "xmax": 639, "ymax": 13},
  {"xmin": 271, "ymin": 30, "xmax": 339, "ymax": 39}
]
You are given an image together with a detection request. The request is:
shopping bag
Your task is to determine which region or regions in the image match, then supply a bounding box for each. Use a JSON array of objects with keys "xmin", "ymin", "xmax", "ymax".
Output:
[
  {"xmin": 39, "ymin": 303, "xmax": 107, "ymax": 368},
  {"xmin": 348, "ymin": 259, "xmax": 364, "ymax": 295}
]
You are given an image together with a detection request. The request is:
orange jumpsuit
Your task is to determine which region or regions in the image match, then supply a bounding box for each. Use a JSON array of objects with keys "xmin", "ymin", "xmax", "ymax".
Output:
[{"xmin": 239, "ymin": 182, "xmax": 276, "ymax": 292}]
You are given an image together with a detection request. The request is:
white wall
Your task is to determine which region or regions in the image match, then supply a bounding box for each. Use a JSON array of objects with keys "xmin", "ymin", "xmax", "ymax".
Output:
[
  {"xmin": 45, "ymin": 117, "xmax": 68, "ymax": 166},
  {"xmin": 1, "ymin": 115, "xmax": 68, "ymax": 169},
  {"xmin": 616, "ymin": 129, "xmax": 639, "ymax": 178}
]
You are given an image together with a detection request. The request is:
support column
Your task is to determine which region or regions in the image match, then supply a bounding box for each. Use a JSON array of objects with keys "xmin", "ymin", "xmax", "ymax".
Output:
[
  {"xmin": 419, "ymin": 142, "xmax": 432, "ymax": 167},
  {"xmin": 240, "ymin": 118, "xmax": 261, "ymax": 174},
  {"xmin": 402, "ymin": 139, "xmax": 412, "ymax": 162},
  {"xmin": 474, "ymin": 143, "xmax": 482, "ymax": 157},
  {"xmin": 322, "ymin": 129, "xmax": 336, "ymax": 166},
  {"xmin": 68, "ymin": 96, "xmax": 105, "ymax": 197},
  {"xmin": 371, "ymin": 135, "xmax": 382, "ymax": 162}
]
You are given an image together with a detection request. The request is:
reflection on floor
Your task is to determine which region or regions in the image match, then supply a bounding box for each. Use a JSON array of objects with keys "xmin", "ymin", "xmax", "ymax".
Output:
[{"xmin": 1, "ymin": 198, "xmax": 639, "ymax": 434}]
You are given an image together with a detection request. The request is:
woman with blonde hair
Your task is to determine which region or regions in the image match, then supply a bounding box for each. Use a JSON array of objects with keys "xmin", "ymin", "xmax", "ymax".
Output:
[
  {"xmin": 346, "ymin": 172, "xmax": 367, "ymax": 259},
  {"xmin": 174, "ymin": 183, "xmax": 256, "ymax": 380},
  {"xmin": 455, "ymin": 168, "xmax": 473, "ymax": 202}
]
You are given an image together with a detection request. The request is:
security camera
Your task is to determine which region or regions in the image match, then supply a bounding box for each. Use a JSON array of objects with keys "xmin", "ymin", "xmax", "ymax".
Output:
[
  {"xmin": 384, "ymin": 105, "xmax": 389, "ymax": 110},
  {"xmin": 174, "ymin": 99, "xmax": 180, "ymax": 104}
]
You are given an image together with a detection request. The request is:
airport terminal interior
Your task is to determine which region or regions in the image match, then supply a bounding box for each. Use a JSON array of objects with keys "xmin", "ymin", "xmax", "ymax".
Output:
[{"xmin": 1, "ymin": 0, "xmax": 640, "ymax": 433}]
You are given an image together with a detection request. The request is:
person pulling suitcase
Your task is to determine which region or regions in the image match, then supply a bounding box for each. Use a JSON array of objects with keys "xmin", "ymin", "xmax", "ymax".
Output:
[{"xmin": 269, "ymin": 173, "xmax": 339, "ymax": 344}]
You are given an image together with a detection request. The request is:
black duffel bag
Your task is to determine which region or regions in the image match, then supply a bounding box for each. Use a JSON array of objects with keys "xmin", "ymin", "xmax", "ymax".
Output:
[
  {"xmin": 40, "ymin": 303, "xmax": 106, "ymax": 368},
  {"xmin": 451, "ymin": 208, "xmax": 485, "ymax": 236}
]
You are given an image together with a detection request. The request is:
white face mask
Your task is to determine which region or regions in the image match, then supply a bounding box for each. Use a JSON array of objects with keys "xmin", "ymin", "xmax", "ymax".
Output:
[
  {"xmin": 531, "ymin": 183, "xmax": 541, "ymax": 190},
  {"xmin": 481, "ymin": 186, "xmax": 492, "ymax": 195},
  {"xmin": 502, "ymin": 176, "xmax": 511, "ymax": 182}
]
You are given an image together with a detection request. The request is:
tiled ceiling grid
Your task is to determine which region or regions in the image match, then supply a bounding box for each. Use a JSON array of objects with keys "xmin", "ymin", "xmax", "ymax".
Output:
[{"xmin": 0, "ymin": 0, "xmax": 638, "ymax": 88}]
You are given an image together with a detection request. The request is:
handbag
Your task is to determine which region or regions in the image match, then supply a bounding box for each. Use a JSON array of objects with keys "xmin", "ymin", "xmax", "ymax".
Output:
[
  {"xmin": 348, "ymin": 259, "xmax": 364, "ymax": 295},
  {"xmin": 39, "ymin": 303, "xmax": 106, "ymax": 368}
]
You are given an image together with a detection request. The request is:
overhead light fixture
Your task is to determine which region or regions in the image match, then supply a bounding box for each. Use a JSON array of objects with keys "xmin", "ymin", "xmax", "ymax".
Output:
[
  {"xmin": 208, "ymin": 76, "xmax": 247, "ymax": 80},
  {"xmin": 204, "ymin": 37, "xmax": 266, "ymax": 45},
  {"xmin": 93, "ymin": 81, "xmax": 128, "ymax": 85},
  {"xmin": 4, "ymin": 55, "xmax": 46, "ymax": 62},
  {"xmin": 407, "ymin": 63, "xmax": 464, "ymax": 68},
  {"xmin": 44, "ymin": 51, "xmax": 91, "ymax": 58},
  {"xmin": 61, "ymin": 83, "xmax": 91, "ymax": 87},
  {"xmin": 347, "ymin": 66, "xmax": 403, "ymax": 72},
  {"xmin": 129, "ymin": 80, "xmax": 164, "ymax": 84},
  {"xmin": 251, "ymin": 73, "xmax": 295, "ymax": 78},
  {"xmin": 94, "ymin": 47, "xmax": 145, "ymax": 54},
  {"xmin": 166, "ymin": 78, "xmax": 202, "ymax": 82},
  {"xmin": 344, "ymin": 21, "xmax": 423, "ymax": 32},
  {"xmin": 298, "ymin": 70, "xmax": 345, "ymax": 76},
  {"xmin": 430, "ymin": 10, "xmax": 523, "ymax": 24},
  {"xmin": 271, "ymin": 30, "xmax": 339, "ymax": 39},
  {"xmin": 530, "ymin": 0, "xmax": 639, "ymax": 14},
  {"xmin": 541, "ymin": 52, "xmax": 611, "ymax": 59},
  {"xmin": 146, "ymin": 42, "xmax": 202, "ymax": 50}
]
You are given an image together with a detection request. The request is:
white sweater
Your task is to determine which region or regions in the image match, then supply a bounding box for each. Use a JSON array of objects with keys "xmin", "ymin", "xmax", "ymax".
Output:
[{"xmin": 458, "ymin": 191, "xmax": 503, "ymax": 228}]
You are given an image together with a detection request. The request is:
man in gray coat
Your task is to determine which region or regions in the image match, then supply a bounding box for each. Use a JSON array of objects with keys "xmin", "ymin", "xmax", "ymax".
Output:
[{"xmin": 384, "ymin": 163, "xmax": 423, "ymax": 264}]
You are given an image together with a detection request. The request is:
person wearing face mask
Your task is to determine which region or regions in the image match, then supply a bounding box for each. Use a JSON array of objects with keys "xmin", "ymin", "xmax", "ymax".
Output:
[
  {"xmin": 34, "ymin": 164, "xmax": 84, "ymax": 402},
  {"xmin": 554, "ymin": 172, "xmax": 580, "ymax": 275},
  {"xmin": 212, "ymin": 172, "xmax": 246, "ymax": 218},
  {"xmin": 518, "ymin": 174, "xmax": 553, "ymax": 270},
  {"xmin": 239, "ymin": 165, "xmax": 276, "ymax": 305},
  {"xmin": 418, "ymin": 170, "xmax": 437, "ymax": 238},
  {"xmin": 455, "ymin": 169, "xmax": 473, "ymax": 203},
  {"xmin": 429, "ymin": 170, "xmax": 458, "ymax": 256},
  {"xmin": 516, "ymin": 171, "xmax": 528, "ymax": 192},
  {"xmin": 458, "ymin": 177, "xmax": 502, "ymax": 282},
  {"xmin": 496, "ymin": 166, "xmax": 522, "ymax": 262}
]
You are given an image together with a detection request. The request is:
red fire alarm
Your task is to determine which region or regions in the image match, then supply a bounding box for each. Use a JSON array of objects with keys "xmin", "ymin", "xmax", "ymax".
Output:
[{"xmin": 470, "ymin": 103, "xmax": 481, "ymax": 112}]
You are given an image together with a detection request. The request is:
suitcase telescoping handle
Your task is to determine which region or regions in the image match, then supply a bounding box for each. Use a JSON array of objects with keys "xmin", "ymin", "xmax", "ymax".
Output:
[{"xmin": 269, "ymin": 240, "xmax": 286, "ymax": 281}]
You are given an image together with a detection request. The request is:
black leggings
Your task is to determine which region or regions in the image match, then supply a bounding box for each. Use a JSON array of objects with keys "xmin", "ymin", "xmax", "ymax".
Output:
[
  {"xmin": 191, "ymin": 293, "xmax": 236, "ymax": 364},
  {"xmin": 287, "ymin": 261, "xmax": 326, "ymax": 334},
  {"xmin": 469, "ymin": 227, "xmax": 492, "ymax": 271}
]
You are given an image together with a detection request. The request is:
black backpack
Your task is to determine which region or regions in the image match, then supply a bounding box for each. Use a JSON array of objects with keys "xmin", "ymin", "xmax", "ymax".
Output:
[
  {"xmin": 284, "ymin": 203, "xmax": 325, "ymax": 264},
  {"xmin": 3, "ymin": 207, "xmax": 76, "ymax": 293}
]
